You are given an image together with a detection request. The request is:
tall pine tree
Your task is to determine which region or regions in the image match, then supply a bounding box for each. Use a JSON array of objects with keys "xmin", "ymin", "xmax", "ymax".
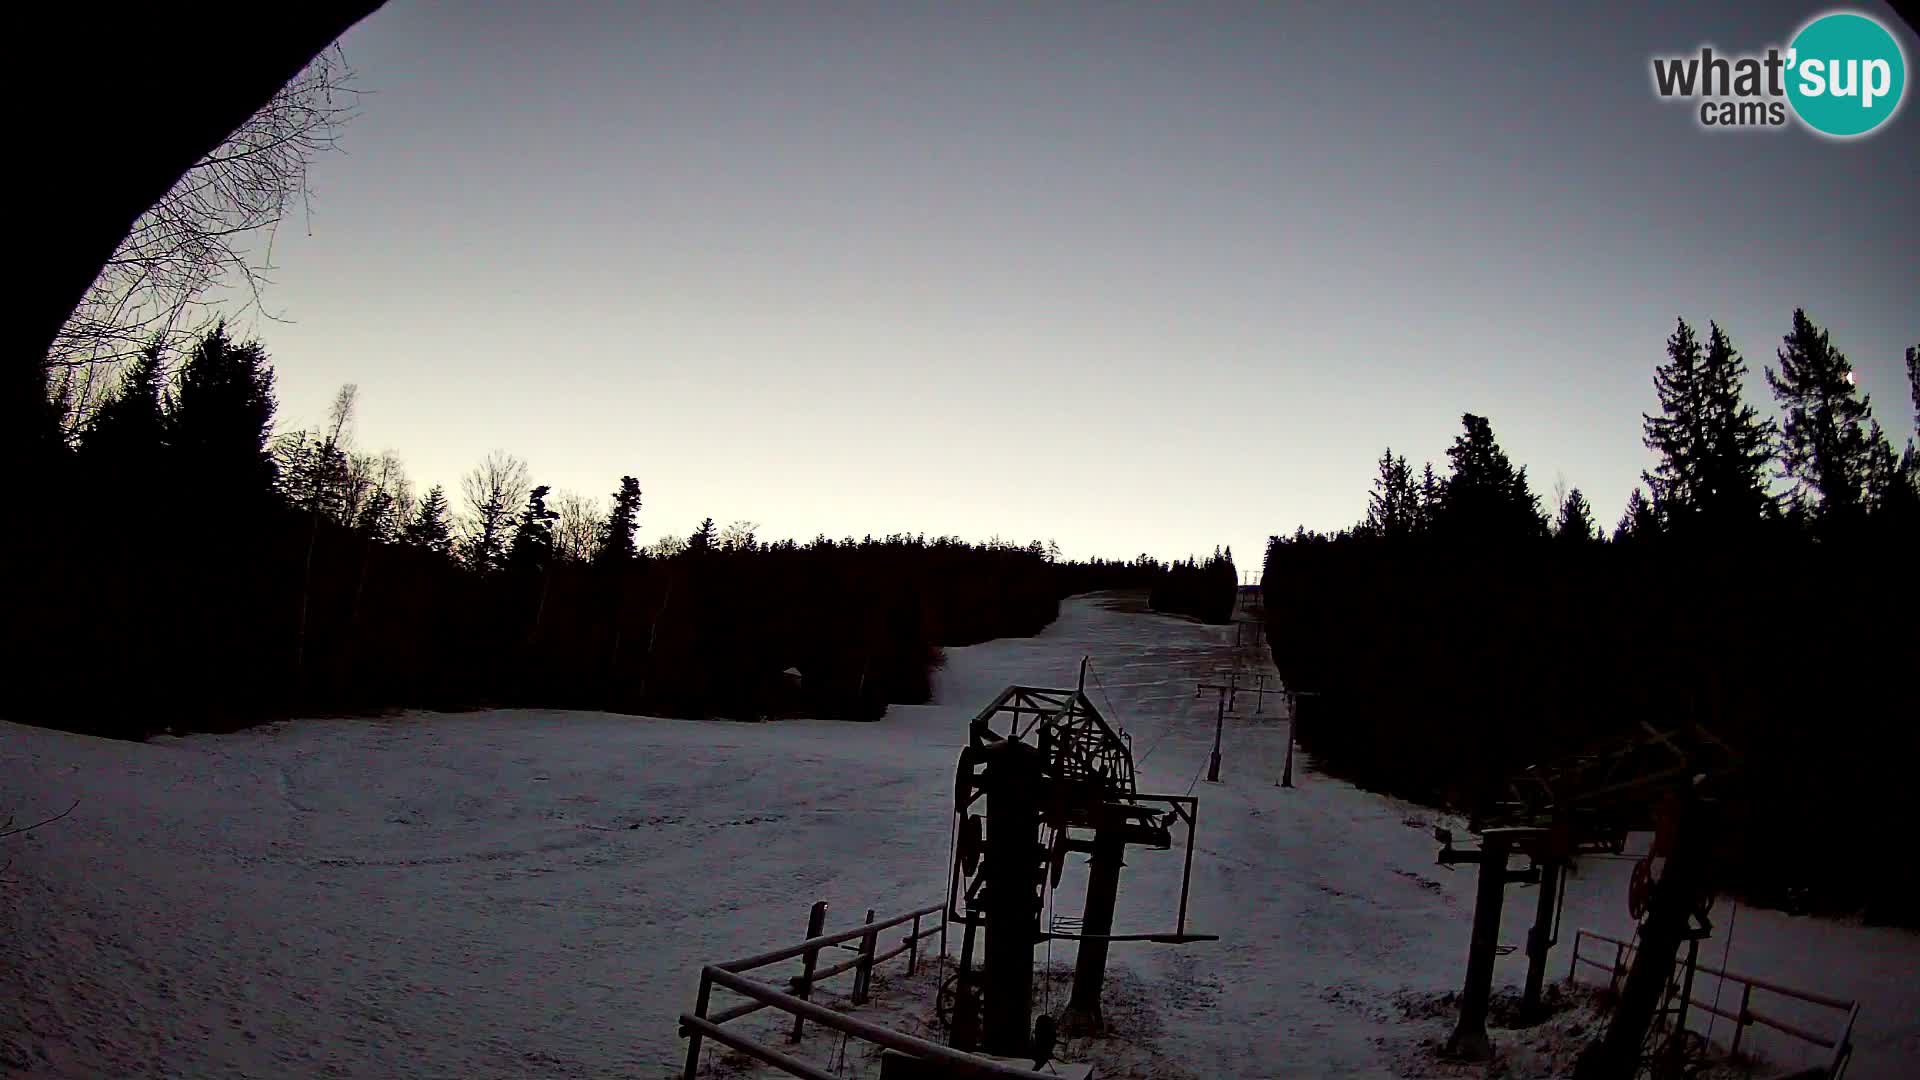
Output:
[
  {"xmin": 166, "ymin": 323, "xmax": 278, "ymax": 506},
  {"xmin": 1642, "ymin": 317, "xmax": 1708, "ymax": 521},
  {"xmin": 1694, "ymin": 322, "xmax": 1778, "ymax": 529},
  {"xmin": 1614, "ymin": 486, "xmax": 1659, "ymax": 542},
  {"xmin": 687, "ymin": 516, "xmax": 717, "ymax": 553},
  {"xmin": 1766, "ymin": 309, "xmax": 1876, "ymax": 527},
  {"xmin": 77, "ymin": 342, "xmax": 169, "ymax": 474},
  {"xmin": 404, "ymin": 486, "xmax": 455, "ymax": 557},
  {"xmin": 1363, "ymin": 449, "xmax": 1418, "ymax": 540},
  {"xmin": 1434, "ymin": 413, "xmax": 1545, "ymax": 543},
  {"xmin": 595, "ymin": 475, "xmax": 642, "ymax": 566},
  {"xmin": 507, "ymin": 485, "xmax": 559, "ymax": 571},
  {"xmin": 1554, "ymin": 488, "xmax": 1598, "ymax": 543}
]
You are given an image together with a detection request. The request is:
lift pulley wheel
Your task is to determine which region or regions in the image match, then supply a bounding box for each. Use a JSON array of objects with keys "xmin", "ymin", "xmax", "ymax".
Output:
[
  {"xmin": 1628, "ymin": 856, "xmax": 1653, "ymax": 921},
  {"xmin": 959, "ymin": 813, "xmax": 984, "ymax": 877},
  {"xmin": 953, "ymin": 747, "xmax": 979, "ymax": 815}
]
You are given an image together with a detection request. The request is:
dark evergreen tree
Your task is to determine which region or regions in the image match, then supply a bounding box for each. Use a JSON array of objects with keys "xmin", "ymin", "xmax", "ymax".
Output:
[
  {"xmin": 507, "ymin": 485, "xmax": 559, "ymax": 571},
  {"xmin": 1434, "ymin": 413, "xmax": 1545, "ymax": 542},
  {"xmin": 687, "ymin": 516, "xmax": 718, "ymax": 553},
  {"xmin": 1614, "ymin": 486, "xmax": 1659, "ymax": 543},
  {"xmin": 1554, "ymin": 487, "xmax": 1597, "ymax": 543},
  {"xmin": 595, "ymin": 475, "xmax": 642, "ymax": 566},
  {"xmin": 77, "ymin": 342, "xmax": 169, "ymax": 472},
  {"xmin": 1363, "ymin": 449, "xmax": 1418, "ymax": 540},
  {"xmin": 404, "ymin": 485, "xmax": 455, "ymax": 556},
  {"xmin": 1415, "ymin": 462, "xmax": 1441, "ymax": 534},
  {"xmin": 1766, "ymin": 309, "xmax": 1876, "ymax": 526},
  {"xmin": 1695, "ymin": 322, "xmax": 1778, "ymax": 528},
  {"xmin": 356, "ymin": 487, "xmax": 399, "ymax": 541},
  {"xmin": 167, "ymin": 323, "xmax": 278, "ymax": 504},
  {"xmin": 1642, "ymin": 317, "xmax": 1708, "ymax": 521},
  {"xmin": 1903, "ymin": 345, "xmax": 1919, "ymax": 491},
  {"xmin": 271, "ymin": 432, "xmax": 350, "ymax": 520}
]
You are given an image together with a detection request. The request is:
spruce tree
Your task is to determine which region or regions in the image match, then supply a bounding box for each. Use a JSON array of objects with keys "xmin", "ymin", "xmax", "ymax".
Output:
[
  {"xmin": 1416, "ymin": 462, "xmax": 1441, "ymax": 535},
  {"xmin": 1364, "ymin": 449, "xmax": 1417, "ymax": 540},
  {"xmin": 508, "ymin": 485, "xmax": 559, "ymax": 571},
  {"xmin": 1765, "ymin": 309, "xmax": 1876, "ymax": 526},
  {"xmin": 77, "ymin": 342, "xmax": 169, "ymax": 473},
  {"xmin": 404, "ymin": 486, "xmax": 455, "ymax": 557},
  {"xmin": 356, "ymin": 488, "xmax": 398, "ymax": 542},
  {"xmin": 596, "ymin": 476, "xmax": 642, "ymax": 566},
  {"xmin": 1695, "ymin": 322, "xmax": 1778, "ymax": 529},
  {"xmin": 168, "ymin": 324, "xmax": 278, "ymax": 506},
  {"xmin": 1555, "ymin": 488, "xmax": 1597, "ymax": 543},
  {"xmin": 687, "ymin": 516, "xmax": 718, "ymax": 553},
  {"xmin": 1434, "ymin": 413, "xmax": 1545, "ymax": 542},
  {"xmin": 1904, "ymin": 345, "xmax": 1919, "ymax": 495},
  {"xmin": 1614, "ymin": 486, "xmax": 1659, "ymax": 543},
  {"xmin": 1642, "ymin": 317, "xmax": 1708, "ymax": 522}
]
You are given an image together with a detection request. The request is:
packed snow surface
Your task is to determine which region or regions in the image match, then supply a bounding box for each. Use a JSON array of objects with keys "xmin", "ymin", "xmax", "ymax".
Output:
[{"xmin": 3, "ymin": 594, "xmax": 1916, "ymax": 1077}]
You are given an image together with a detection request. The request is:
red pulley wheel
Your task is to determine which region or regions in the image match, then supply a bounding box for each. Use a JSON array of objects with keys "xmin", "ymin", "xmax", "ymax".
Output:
[{"xmin": 1628, "ymin": 857, "xmax": 1653, "ymax": 921}]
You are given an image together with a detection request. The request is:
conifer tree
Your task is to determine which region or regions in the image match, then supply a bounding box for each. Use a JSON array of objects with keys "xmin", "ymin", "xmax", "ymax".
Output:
[
  {"xmin": 1555, "ymin": 488, "xmax": 1597, "ymax": 543},
  {"xmin": 404, "ymin": 485, "xmax": 455, "ymax": 557},
  {"xmin": 77, "ymin": 342, "xmax": 168, "ymax": 473},
  {"xmin": 1614, "ymin": 487, "xmax": 1659, "ymax": 542},
  {"xmin": 508, "ymin": 485, "xmax": 559, "ymax": 571},
  {"xmin": 1415, "ymin": 462, "xmax": 1441, "ymax": 534},
  {"xmin": 356, "ymin": 488, "xmax": 399, "ymax": 542},
  {"xmin": 1765, "ymin": 309, "xmax": 1876, "ymax": 526},
  {"xmin": 1897, "ymin": 345, "xmax": 1920, "ymax": 499},
  {"xmin": 1695, "ymin": 322, "xmax": 1778, "ymax": 528},
  {"xmin": 1642, "ymin": 317, "xmax": 1708, "ymax": 521},
  {"xmin": 1434, "ymin": 413, "xmax": 1545, "ymax": 542},
  {"xmin": 595, "ymin": 476, "xmax": 642, "ymax": 566},
  {"xmin": 167, "ymin": 323, "xmax": 278, "ymax": 504},
  {"xmin": 1364, "ymin": 448, "xmax": 1418, "ymax": 540},
  {"xmin": 687, "ymin": 516, "xmax": 718, "ymax": 553}
]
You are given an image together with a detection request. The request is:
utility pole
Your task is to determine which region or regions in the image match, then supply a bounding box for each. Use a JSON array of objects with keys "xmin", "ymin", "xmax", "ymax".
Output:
[
  {"xmin": 1197, "ymin": 680, "xmax": 1237, "ymax": 783},
  {"xmin": 1280, "ymin": 690, "xmax": 1317, "ymax": 789}
]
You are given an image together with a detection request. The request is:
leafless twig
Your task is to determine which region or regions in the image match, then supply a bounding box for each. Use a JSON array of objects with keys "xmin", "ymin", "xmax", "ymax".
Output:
[{"xmin": 0, "ymin": 798, "xmax": 81, "ymax": 839}]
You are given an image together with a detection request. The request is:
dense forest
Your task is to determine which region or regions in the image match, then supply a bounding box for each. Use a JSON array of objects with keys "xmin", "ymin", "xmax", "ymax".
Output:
[
  {"xmin": 1148, "ymin": 549, "xmax": 1240, "ymax": 624},
  {"xmin": 11, "ymin": 326, "xmax": 1245, "ymax": 739},
  {"xmin": 1263, "ymin": 310, "xmax": 1920, "ymax": 923},
  {"xmin": 13, "ymin": 327, "xmax": 1059, "ymax": 734}
]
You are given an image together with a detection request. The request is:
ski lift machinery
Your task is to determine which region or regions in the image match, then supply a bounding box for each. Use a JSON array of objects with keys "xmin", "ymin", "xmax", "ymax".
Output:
[{"xmin": 944, "ymin": 668, "xmax": 1217, "ymax": 1059}]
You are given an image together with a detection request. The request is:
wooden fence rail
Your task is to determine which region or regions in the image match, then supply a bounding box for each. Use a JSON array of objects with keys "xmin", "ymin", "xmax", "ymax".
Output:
[
  {"xmin": 682, "ymin": 899, "xmax": 972, "ymax": 1079},
  {"xmin": 1567, "ymin": 928, "xmax": 1859, "ymax": 1078}
]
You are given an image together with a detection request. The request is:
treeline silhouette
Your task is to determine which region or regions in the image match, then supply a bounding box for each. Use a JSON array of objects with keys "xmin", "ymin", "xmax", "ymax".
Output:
[
  {"xmin": 1148, "ymin": 549, "xmax": 1239, "ymax": 624},
  {"xmin": 13, "ymin": 326, "xmax": 1087, "ymax": 735},
  {"xmin": 1264, "ymin": 310, "xmax": 1919, "ymax": 924}
]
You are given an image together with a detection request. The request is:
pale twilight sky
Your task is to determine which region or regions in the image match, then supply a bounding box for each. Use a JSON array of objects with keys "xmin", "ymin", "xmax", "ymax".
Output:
[{"xmin": 241, "ymin": 1, "xmax": 1918, "ymax": 565}]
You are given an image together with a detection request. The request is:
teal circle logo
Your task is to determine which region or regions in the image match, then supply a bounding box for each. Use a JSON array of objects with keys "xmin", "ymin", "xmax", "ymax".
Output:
[{"xmin": 1786, "ymin": 12, "xmax": 1906, "ymax": 137}]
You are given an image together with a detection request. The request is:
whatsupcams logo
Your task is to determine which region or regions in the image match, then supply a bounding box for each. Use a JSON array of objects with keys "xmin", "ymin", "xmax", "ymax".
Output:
[{"xmin": 1650, "ymin": 9, "xmax": 1907, "ymax": 137}]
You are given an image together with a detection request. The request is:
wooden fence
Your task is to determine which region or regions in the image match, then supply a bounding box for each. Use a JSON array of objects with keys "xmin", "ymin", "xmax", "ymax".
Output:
[
  {"xmin": 1567, "ymin": 928, "xmax": 1859, "ymax": 1078},
  {"xmin": 679, "ymin": 899, "xmax": 1055, "ymax": 1080}
]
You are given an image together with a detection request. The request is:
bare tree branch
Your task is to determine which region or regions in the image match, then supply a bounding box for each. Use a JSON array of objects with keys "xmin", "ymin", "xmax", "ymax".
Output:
[
  {"xmin": 49, "ymin": 45, "xmax": 360, "ymax": 426},
  {"xmin": 0, "ymin": 798, "xmax": 80, "ymax": 839}
]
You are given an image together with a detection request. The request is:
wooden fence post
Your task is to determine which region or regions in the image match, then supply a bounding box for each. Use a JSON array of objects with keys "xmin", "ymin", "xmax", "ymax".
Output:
[
  {"xmin": 907, "ymin": 912, "xmax": 922, "ymax": 976},
  {"xmin": 852, "ymin": 908, "xmax": 878, "ymax": 1005},
  {"xmin": 683, "ymin": 968, "xmax": 713, "ymax": 1080},
  {"xmin": 789, "ymin": 901, "xmax": 828, "ymax": 1042}
]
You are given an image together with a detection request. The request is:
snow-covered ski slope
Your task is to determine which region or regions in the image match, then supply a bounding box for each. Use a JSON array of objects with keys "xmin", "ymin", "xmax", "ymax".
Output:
[{"xmin": 2, "ymin": 594, "xmax": 1915, "ymax": 1078}]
